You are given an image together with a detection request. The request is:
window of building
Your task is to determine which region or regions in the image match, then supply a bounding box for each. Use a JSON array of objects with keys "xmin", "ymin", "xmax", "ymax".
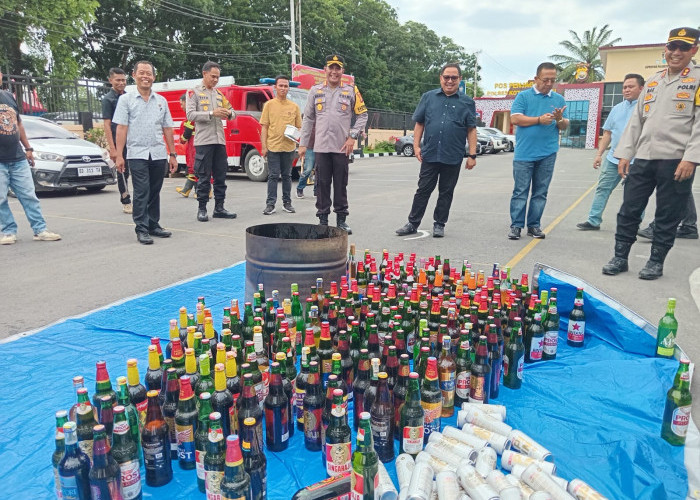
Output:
[
  {"xmin": 560, "ymin": 100, "xmax": 590, "ymax": 149},
  {"xmin": 601, "ymin": 82, "xmax": 624, "ymax": 133}
]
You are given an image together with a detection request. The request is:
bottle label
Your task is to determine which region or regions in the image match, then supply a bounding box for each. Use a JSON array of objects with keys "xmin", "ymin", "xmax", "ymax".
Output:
[
  {"xmin": 176, "ymin": 424, "xmax": 196, "ymax": 464},
  {"xmin": 469, "ymin": 375, "xmax": 486, "ymax": 403},
  {"xmin": 502, "ymin": 355, "xmax": 509, "ymax": 377},
  {"xmin": 205, "ymin": 470, "xmax": 224, "ymax": 500},
  {"xmin": 136, "ymin": 400, "xmax": 148, "ymax": 429},
  {"xmin": 196, "ymin": 449, "xmax": 206, "ymax": 480},
  {"xmin": 78, "ymin": 439, "xmax": 93, "ymax": 464},
  {"xmin": 295, "ymin": 388, "xmax": 306, "ymax": 423},
  {"xmin": 322, "ymin": 360, "xmax": 333, "ymax": 375},
  {"xmin": 113, "ymin": 420, "xmax": 129, "ymax": 435},
  {"xmin": 59, "ymin": 474, "xmax": 78, "ymax": 500},
  {"xmin": 143, "ymin": 439, "xmax": 169, "ymax": 475},
  {"xmin": 455, "ymin": 370, "xmax": 471, "ymax": 398},
  {"xmin": 91, "ymin": 478, "xmax": 120, "ymax": 500},
  {"xmin": 265, "ymin": 407, "xmax": 289, "ymax": 444},
  {"xmin": 304, "ymin": 407, "xmax": 322, "ymax": 442},
  {"xmin": 229, "ymin": 405, "xmax": 239, "ymax": 435},
  {"xmin": 657, "ymin": 329, "xmax": 677, "ymax": 357},
  {"xmin": 164, "ymin": 416, "xmax": 178, "ymax": 453},
  {"xmin": 119, "ymin": 459, "xmax": 142, "ymax": 500},
  {"xmin": 517, "ymin": 356, "xmax": 524, "ymax": 380},
  {"xmin": 567, "ymin": 320, "xmax": 585, "ymax": 343},
  {"xmin": 671, "ymin": 405, "xmax": 691, "ymax": 436},
  {"xmin": 574, "ymin": 298, "xmax": 583, "ymax": 306},
  {"xmin": 421, "ymin": 400, "xmax": 441, "ymax": 439},
  {"xmin": 402, "ymin": 425, "xmax": 424, "ymax": 453},
  {"xmin": 351, "ymin": 468, "xmax": 379, "ymax": 499},
  {"xmin": 325, "ymin": 442, "xmax": 352, "ymax": 476},
  {"xmin": 543, "ymin": 330, "xmax": 558, "ymax": 355},
  {"xmin": 529, "ymin": 336, "xmax": 543, "ymax": 360},
  {"xmin": 439, "ymin": 371, "xmax": 455, "ymax": 408},
  {"xmin": 53, "ymin": 467, "xmax": 63, "ymax": 500},
  {"xmin": 371, "ymin": 413, "xmax": 392, "ymax": 447}
]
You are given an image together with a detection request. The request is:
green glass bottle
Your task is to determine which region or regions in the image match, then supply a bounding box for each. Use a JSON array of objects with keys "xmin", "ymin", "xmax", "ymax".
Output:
[
  {"xmin": 220, "ymin": 435, "xmax": 253, "ymax": 500},
  {"xmin": 112, "ymin": 406, "xmax": 142, "ymax": 500},
  {"xmin": 503, "ymin": 317, "xmax": 525, "ymax": 390},
  {"xmin": 399, "ymin": 372, "xmax": 424, "ymax": 457},
  {"xmin": 195, "ymin": 353, "xmax": 215, "ymax": 398},
  {"xmin": 195, "ymin": 392, "xmax": 214, "ymax": 492},
  {"xmin": 661, "ymin": 358, "xmax": 692, "ymax": 446},
  {"xmin": 656, "ymin": 298, "xmax": 678, "ymax": 358},
  {"xmin": 117, "ymin": 376, "xmax": 143, "ymax": 466},
  {"xmin": 52, "ymin": 410, "xmax": 68, "ymax": 499},
  {"xmin": 350, "ymin": 412, "xmax": 378, "ymax": 499},
  {"xmin": 204, "ymin": 412, "xmax": 226, "ymax": 499}
]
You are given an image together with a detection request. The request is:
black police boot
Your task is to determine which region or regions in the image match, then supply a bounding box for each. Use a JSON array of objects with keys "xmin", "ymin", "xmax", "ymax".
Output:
[
  {"xmin": 602, "ymin": 241, "xmax": 631, "ymax": 275},
  {"xmin": 639, "ymin": 245, "xmax": 668, "ymax": 280},
  {"xmin": 336, "ymin": 214, "xmax": 352, "ymax": 234},
  {"xmin": 197, "ymin": 201, "xmax": 208, "ymax": 222},
  {"xmin": 212, "ymin": 200, "xmax": 237, "ymax": 219},
  {"xmin": 318, "ymin": 214, "xmax": 328, "ymax": 226}
]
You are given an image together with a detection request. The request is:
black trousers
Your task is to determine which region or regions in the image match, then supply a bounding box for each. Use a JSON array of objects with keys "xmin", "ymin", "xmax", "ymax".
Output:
[
  {"xmin": 128, "ymin": 157, "xmax": 166, "ymax": 234},
  {"xmin": 408, "ymin": 161, "xmax": 461, "ymax": 227},
  {"xmin": 194, "ymin": 144, "xmax": 228, "ymax": 203},
  {"xmin": 616, "ymin": 159, "xmax": 695, "ymax": 250},
  {"xmin": 315, "ymin": 152, "xmax": 349, "ymax": 216}
]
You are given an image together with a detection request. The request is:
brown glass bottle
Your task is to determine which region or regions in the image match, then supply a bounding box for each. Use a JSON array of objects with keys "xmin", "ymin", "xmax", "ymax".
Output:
[
  {"xmin": 161, "ymin": 368, "xmax": 179, "ymax": 460},
  {"xmin": 370, "ymin": 372, "xmax": 394, "ymax": 463},
  {"xmin": 142, "ymin": 390, "xmax": 173, "ymax": 486},
  {"xmin": 304, "ymin": 361, "xmax": 324, "ymax": 451},
  {"xmin": 437, "ymin": 337, "xmax": 456, "ymax": 417},
  {"xmin": 421, "ymin": 357, "xmax": 441, "ymax": 443}
]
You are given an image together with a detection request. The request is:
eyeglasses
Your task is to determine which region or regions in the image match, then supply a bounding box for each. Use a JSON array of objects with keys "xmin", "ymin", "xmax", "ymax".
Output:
[
  {"xmin": 666, "ymin": 42, "xmax": 693, "ymax": 52},
  {"xmin": 538, "ymin": 77, "xmax": 556, "ymax": 83},
  {"xmin": 441, "ymin": 75, "xmax": 460, "ymax": 81}
]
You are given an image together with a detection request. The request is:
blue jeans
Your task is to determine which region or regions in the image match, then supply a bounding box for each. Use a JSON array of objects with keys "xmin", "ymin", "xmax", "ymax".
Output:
[
  {"xmin": 0, "ymin": 158, "xmax": 47, "ymax": 235},
  {"xmin": 510, "ymin": 153, "xmax": 557, "ymax": 229},
  {"xmin": 297, "ymin": 148, "xmax": 314, "ymax": 190},
  {"xmin": 587, "ymin": 158, "xmax": 623, "ymax": 227}
]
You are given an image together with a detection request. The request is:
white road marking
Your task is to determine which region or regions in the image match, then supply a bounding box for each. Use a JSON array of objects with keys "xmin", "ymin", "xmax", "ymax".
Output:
[{"xmin": 404, "ymin": 230, "xmax": 430, "ymax": 240}]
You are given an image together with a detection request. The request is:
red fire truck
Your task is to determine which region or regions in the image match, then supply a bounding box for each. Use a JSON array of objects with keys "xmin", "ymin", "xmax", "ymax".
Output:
[{"xmin": 142, "ymin": 76, "xmax": 308, "ymax": 181}]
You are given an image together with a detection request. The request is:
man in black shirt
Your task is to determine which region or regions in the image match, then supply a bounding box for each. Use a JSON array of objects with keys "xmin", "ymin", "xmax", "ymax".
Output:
[
  {"xmin": 102, "ymin": 68, "xmax": 131, "ymax": 213},
  {"xmin": 0, "ymin": 71, "xmax": 61, "ymax": 244}
]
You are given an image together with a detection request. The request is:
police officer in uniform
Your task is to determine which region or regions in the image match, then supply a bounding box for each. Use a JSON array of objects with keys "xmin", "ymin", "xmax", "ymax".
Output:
[
  {"xmin": 186, "ymin": 61, "xmax": 237, "ymax": 222},
  {"xmin": 298, "ymin": 55, "xmax": 368, "ymax": 234},
  {"xmin": 603, "ymin": 27, "xmax": 700, "ymax": 280}
]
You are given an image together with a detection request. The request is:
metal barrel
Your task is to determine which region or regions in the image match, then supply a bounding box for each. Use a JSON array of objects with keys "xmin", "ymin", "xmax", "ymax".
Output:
[{"xmin": 245, "ymin": 223, "xmax": 348, "ymax": 302}]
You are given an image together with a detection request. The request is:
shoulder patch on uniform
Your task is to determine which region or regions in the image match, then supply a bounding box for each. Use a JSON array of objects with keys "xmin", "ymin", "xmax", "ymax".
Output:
[
  {"xmin": 647, "ymin": 81, "xmax": 658, "ymax": 87},
  {"xmin": 187, "ymin": 89, "xmax": 194, "ymax": 97},
  {"xmin": 682, "ymin": 78, "xmax": 696, "ymax": 83},
  {"xmin": 676, "ymin": 92, "xmax": 690, "ymax": 99},
  {"xmin": 681, "ymin": 68, "xmax": 690, "ymax": 77}
]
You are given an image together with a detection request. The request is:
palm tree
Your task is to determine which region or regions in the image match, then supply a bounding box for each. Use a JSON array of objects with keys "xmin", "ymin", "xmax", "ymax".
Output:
[{"xmin": 549, "ymin": 25, "xmax": 621, "ymax": 83}]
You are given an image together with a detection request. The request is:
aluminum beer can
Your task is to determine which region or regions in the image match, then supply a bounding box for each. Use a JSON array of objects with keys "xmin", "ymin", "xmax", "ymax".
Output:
[
  {"xmin": 406, "ymin": 461, "xmax": 434, "ymax": 500},
  {"xmin": 474, "ymin": 447, "xmax": 497, "ymax": 477},
  {"xmin": 377, "ymin": 461, "xmax": 399, "ymax": 500},
  {"xmin": 443, "ymin": 426, "xmax": 489, "ymax": 450},
  {"xmin": 415, "ymin": 451, "xmax": 455, "ymax": 474},
  {"xmin": 521, "ymin": 464, "xmax": 575, "ymax": 500},
  {"xmin": 506, "ymin": 473, "xmax": 535, "ymax": 498},
  {"xmin": 485, "ymin": 470, "xmax": 522, "ymax": 500},
  {"xmin": 509, "ymin": 429, "xmax": 553, "ymax": 462},
  {"xmin": 501, "ymin": 450, "xmax": 556, "ymax": 475},
  {"xmin": 461, "ymin": 424, "xmax": 512, "ymax": 455},
  {"xmin": 461, "ymin": 402, "xmax": 507, "ymax": 420},
  {"xmin": 461, "ymin": 407, "xmax": 513, "ymax": 436},
  {"xmin": 455, "ymin": 463, "xmax": 499, "ymax": 500},
  {"xmin": 567, "ymin": 479, "xmax": 609, "ymax": 500},
  {"xmin": 424, "ymin": 442, "xmax": 464, "ymax": 469},
  {"xmin": 427, "ymin": 432, "xmax": 478, "ymax": 463},
  {"xmin": 435, "ymin": 471, "xmax": 461, "ymax": 500},
  {"xmin": 396, "ymin": 453, "xmax": 415, "ymax": 492}
]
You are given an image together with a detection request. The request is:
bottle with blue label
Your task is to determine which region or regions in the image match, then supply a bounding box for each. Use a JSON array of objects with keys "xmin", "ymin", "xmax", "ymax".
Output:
[
  {"xmin": 175, "ymin": 375, "xmax": 198, "ymax": 470},
  {"xmin": 58, "ymin": 422, "xmax": 91, "ymax": 500}
]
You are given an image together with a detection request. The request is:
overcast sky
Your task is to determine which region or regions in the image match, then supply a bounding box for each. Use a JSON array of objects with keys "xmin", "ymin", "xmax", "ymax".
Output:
[{"xmin": 385, "ymin": 0, "xmax": 693, "ymax": 93}]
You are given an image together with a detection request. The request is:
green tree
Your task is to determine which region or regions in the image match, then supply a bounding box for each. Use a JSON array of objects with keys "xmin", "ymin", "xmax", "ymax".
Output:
[
  {"xmin": 549, "ymin": 24, "xmax": 621, "ymax": 83},
  {"xmin": 0, "ymin": 0, "xmax": 98, "ymax": 78}
]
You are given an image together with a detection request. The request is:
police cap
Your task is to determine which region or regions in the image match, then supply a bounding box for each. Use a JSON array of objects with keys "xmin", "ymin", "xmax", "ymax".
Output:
[
  {"xmin": 667, "ymin": 27, "xmax": 700, "ymax": 46},
  {"xmin": 325, "ymin": 55, "xmax": 345, "ymax": 68}
]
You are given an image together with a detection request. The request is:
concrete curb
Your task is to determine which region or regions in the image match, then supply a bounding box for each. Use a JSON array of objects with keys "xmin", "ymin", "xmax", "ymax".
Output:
[{"xmin": 355, "ymin": 151, "xmax": 400, "ymax": 158}]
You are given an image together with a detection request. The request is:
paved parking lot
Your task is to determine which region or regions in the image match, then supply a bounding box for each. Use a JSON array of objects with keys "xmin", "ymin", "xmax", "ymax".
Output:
[{"xmin": 3, "ymin": 148, "xmax": 699, "ymax": 418}]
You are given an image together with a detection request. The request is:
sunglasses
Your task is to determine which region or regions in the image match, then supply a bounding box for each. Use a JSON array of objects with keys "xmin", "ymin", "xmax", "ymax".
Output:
[
  {"xmin": 442, "ymin": 75, "xmax": 460, "ymax": 81},
  {"xmin": 538, "ymin": 77, "xmax": 556, "ymax": 83},
  {"xmin": 666, "ymin": 42, "xmax": 693, "ymax": 52}
]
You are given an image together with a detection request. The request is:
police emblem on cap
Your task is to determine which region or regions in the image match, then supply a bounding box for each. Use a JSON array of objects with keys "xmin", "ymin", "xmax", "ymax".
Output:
[{"xmin": 679, "ymin": 29, "xmax": 687, "ymax": 36}]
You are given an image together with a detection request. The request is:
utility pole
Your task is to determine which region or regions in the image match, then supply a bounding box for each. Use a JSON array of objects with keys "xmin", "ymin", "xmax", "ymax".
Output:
[
  {"xmin": 290, "ymin": 0, "xmax": 297, "ymax": 67},
  {"xmin": 297, "ymin": 0, "xmax": 302, "ymax": 64},
  {"xmin": 474, "ymin": 50, "xmax": 481, "ymax": 98}
]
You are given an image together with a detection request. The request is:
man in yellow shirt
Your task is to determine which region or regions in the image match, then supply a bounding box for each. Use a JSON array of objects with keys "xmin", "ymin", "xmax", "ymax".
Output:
[{"xmin": 260, "ymin": 75, "xmax": 303, "ymax": 214}]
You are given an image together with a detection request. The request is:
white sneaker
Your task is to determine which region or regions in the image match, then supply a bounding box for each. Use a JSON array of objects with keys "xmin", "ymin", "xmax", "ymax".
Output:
[
  {"xmin": 123, "ymin": 203, "xmax": 133, "ymax": 214},
  {"xmin": 33, "ymin": 230, "xmax": 62, "ymax": 241},
  {"xmin": 0, "ymin": 233, "xmax": 17, "ymax": 245}
]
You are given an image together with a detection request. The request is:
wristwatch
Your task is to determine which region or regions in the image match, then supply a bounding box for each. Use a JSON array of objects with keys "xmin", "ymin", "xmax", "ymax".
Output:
[
  {"xmin": 25, "ymin": 147, "xmax": 34, "ymax": 152},
  {"xmin": 349, "ymin": 131, "xmax": 359, "ymax": 140},
  {"xmin": 208, "ymin": 111, "xmax": 213, "ymax": 118},
  {"xmin": 467, "ymin": 154, "xmax": 477, "ymax": 159},
  {"xmin": 169, "ymin": 153, "xmax": 177, "ymax": 158}
]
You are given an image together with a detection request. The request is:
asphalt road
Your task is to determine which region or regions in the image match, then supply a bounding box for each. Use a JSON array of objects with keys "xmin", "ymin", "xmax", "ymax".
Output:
[{"xmin": 3, "ymin": 148, "xmax": 699, "ymax": 421}]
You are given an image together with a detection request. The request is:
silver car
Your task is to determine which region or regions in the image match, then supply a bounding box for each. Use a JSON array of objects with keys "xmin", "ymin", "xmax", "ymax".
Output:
[{"xmin": 23, "ymin": 116, "xmax": 116, "ymax": 193}]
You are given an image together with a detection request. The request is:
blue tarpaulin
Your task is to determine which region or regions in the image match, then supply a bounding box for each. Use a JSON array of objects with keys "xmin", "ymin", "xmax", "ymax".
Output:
[{"xmin": 0, "ymin": 262, "xmax": 690, "ymax": 499}]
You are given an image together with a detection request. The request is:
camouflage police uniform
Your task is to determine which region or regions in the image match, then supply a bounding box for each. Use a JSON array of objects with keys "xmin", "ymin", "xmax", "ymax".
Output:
[
  {"xmin": 604, "ymin": 27, "xmax": 700, "ymax": 279},
  {"xmin": 186, "ymin": 83, "xmax": 236, "ymax": 220}
]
